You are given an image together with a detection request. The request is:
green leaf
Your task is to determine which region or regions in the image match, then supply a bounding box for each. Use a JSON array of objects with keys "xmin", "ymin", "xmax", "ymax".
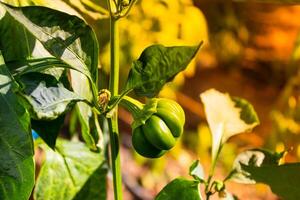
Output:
[
  {"xmin": 0, "ymin": 2, "xmax": 98, "ymax": 82},
  {"xmin": 12, "ymin": 62, "xmax": 100, "ymax": 151},
  {"xmin": 15, "ymin": 62, "xmax": 91, "ymax": 149},
  {"xmin": 0, "ymin": 0, "xmax": 83, "ymax": 63},
  {"xmin": 242, "ymin": 163, "xmax": 300, "ymax": 200},
  {"xmin": 0, "ymin": 2, "xmax": 101, "ymax": 149},
  {"xmin": 73, "ymin": 73, "xmax": 100, "ymax": 151},
  {"xmin": 31, "ymin": 115, "xmax": 65, "ymax": 149},
  {"xmin": 0, "ymin": 4, "xmax": 37, "ymax": 61},
  {"xmin": 0, "ymin": 157, "xmax": 35, "ymax": 200},
  {"xmin": 34, "ymin": 139, "xmax": 107, "ymax": 200},
  {"xmin": 126, "ymin": 43, "xmax": 202, "ymax": 97},
  {"xmin": 73, "ymin": 164, "xmax": 107, "ymax": 200},
  {"xmin": 0, "ymin": 52, "xmax": 34, "ymax": 200},
  {"xmin": 8, "ymin": 58, "xmax": 69, "ymax": 77},
  {"xmin": 231, "ymin": 148, "xmax": 300, "ymax": 199},
  {"xmin": 18, "ymin": 72, "xmax": 85, "ymax": 120},
  {"xmin": 232, "ymin": 149, "xmax": 284, "ymax": 184},
  {"xmin": 189, "ymin": 160, "xmax": 205, "ymax": 183},
  {"xmin": 231, "ymin": 97, "xmax": 259, "ymax": 125},
  {"xmin": 0, "ymin": 2, "xmax": 98, "ymax": 103},
  {"xmin": 200, "ymin": 89, "xmax": 259, "ymax": 161},
  {"xmin": 155, "ymin": 178, "xmax": 202, "ymax": 200}
]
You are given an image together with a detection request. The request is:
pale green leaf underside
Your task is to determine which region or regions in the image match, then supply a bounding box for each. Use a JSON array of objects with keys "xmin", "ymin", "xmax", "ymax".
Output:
[
  {"xmin": 0, "ymin": 52, "xmax": 34, "ymax": 200},
  {"xmin": 34, "ymin": 139, "xmax": 107, "ymax": 200},
  {"xmin": 189, "ymin": 160, "xmax": 205, "ymax": 182},
  {"xmin": 19, "ymin": 72, "xmax": 85, "ymax": 120},
  {"xmin": 72, "ymin": 71, "xmax": 99, "ymax": 150},
  {"xmin": 200, "ymin": 89, "xmax": 259, "ymax": 160}
]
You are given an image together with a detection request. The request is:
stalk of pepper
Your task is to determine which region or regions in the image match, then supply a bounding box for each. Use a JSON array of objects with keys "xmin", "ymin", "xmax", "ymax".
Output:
[{"xmin": 119, "ymin": 97, "xmax": 185, "ymax": 158}]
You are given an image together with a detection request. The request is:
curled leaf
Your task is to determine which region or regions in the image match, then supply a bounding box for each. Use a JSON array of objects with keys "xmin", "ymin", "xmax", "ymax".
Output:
[{"xmin": 200, "ymin": 89, "xmax": 259, "ymax": 161}]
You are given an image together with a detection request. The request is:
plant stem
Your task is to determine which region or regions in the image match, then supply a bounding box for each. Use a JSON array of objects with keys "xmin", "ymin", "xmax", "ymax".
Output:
[
  {"xmin": 206, "ymin": 193, "xmax": 211, "ymax": 200},
  {"xmin": 108, "ymin": 16, "xmax": 123, "ymax": 200},
  {"xmin": 119, "ymin": 96, "xmax": 144, "ymax": 119},
  {"xmin": 205, "ymin": 144, "xmax": 223, "ymax": 200}
]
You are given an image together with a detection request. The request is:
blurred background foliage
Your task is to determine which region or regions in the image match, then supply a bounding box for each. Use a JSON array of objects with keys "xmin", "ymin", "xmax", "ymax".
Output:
[
  {"xmin": 5, "ymin": 0, "xmax": 300, "ymax": 199},
  {"xmin": 74, "ymin": 1, "xmax": 300, "ymax": 198}
]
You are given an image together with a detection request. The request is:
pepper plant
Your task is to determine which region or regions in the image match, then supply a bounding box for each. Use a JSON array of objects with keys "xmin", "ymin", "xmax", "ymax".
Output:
[
  {"xmin": 0, "ymin": 0, "xmax": 201, "ymax": 199},
  {"xmin": 2, "ymin": 1, "xmax": 300, "ymax": 200}
]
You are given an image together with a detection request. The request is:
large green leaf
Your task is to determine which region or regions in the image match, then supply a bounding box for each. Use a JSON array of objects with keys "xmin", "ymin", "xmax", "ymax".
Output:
[
  {"xmin": 73, "ymin": 163, "xmax": 107, "ymax": 200},
  {"xmin": 0, "ymin": 2, "xmax": 98, "ymax": 103},
  {"xmin": 8, "ymin": 58, "xmax": 70, "ymax": 77},
  {"xmin": 14, "ymin": 62, "xmax": 85, "ymax": 149},
  {"xmin": 126, "ymin": 43, "xmax": 202, "ymax": 97},
  {"xmin": 231, "ymin": 148, "xmax": 300, "ymax": 200},
  {"xmin": 200, "ymin": 89, "xmax": 259, "ymax": 161},
  {"xmin": 231, "ymin": 149, "xmax": 284, "ymax": 184},
  {"xmin": 73, "ymin": 72, "xmax": 99, "ymax": 150},
  {"xmin": 34, "ymin": 139, "xmax": 107, "ymax": 200},
  {"xmin": 242, "ymin": 163, "xmax": 300, "ymax": 200},
  {"xmin": 155, "ymin": 178, "xmax": 202, "ymax": 200},
  {"xmin": 18, "ymin": 72, "xmax": 85, "ymax": 120},
  {"xmin": 0, "ymin": 2, "xmax": 100, "ymax": 149},
  {"xmin": 17, "ymin": 71, "xmax": 86, "ymax": 148},
  {"xmin": 0, "ymin": 52, "xmax": 34, "ymax": 200},
  {"xmin": 0, "ymin": 2, "xmax": 98, "ymax": 82},
  {"xmin": 0, "ymin": 0, "xmax": 83, "ymax": 62},
  {"xmin": 0, "ymin": 3, "xmax": 37, "ymax": 61}
]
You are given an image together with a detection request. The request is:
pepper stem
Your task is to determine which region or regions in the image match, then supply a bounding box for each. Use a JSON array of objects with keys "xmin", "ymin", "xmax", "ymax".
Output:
[{"xmin": 119, "ymin": 96, "xmax": 144, "ymax": 119}]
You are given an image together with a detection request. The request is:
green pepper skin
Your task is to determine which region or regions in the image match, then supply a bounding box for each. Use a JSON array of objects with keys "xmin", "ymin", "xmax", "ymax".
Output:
[
  {"xmin": 132, "ymin": 127, "xmax": 166, "ymax": 158},
  {"xmin": 132, "ymin": 98, "xmax": 185, "ymax": 158},
  {"xmin": 143, "ymin": 115, "xmax": 176, "ymax": 150},
  {"xmin": 156, "ymin": 98, "xmax": 185, "ymax": 138}
]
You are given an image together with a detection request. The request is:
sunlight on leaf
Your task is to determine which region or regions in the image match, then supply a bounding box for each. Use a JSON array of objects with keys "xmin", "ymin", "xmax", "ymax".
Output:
[
  {"xmin": 19, "ymin": 73, "xmax": 85, "ymax": 120},
  {"xmin": 200, "ymin": 89, "xmax": 259, "ymax": 161},
  {"xmin": 34, "ymin": 139, "xmax": 107, "ymax": 200},
  {"xmin": 189, "ymin": 160, "xmax": 205, "ymax": 183}
]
